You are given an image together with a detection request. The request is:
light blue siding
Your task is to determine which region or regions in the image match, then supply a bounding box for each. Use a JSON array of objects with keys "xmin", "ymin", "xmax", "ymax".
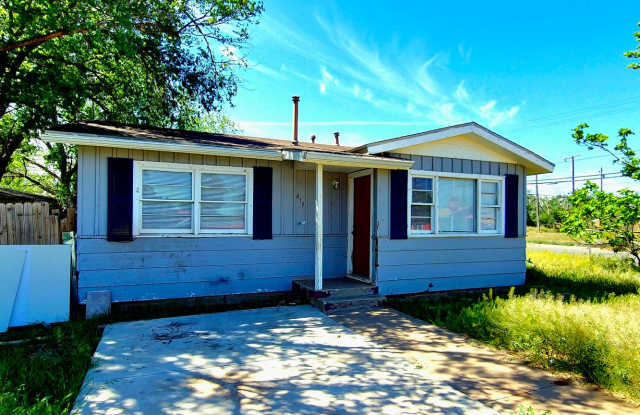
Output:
[
  {"xmin": 374, "ymin": 154, "xmax": 528, "ymax": 295},
  {"xmin": 76, "ymin": 146, "xmax": 347, "ymax": 303}
]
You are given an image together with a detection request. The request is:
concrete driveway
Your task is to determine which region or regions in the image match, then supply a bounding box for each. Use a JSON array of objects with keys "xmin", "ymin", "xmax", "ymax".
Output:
[{"xmin": 73, "ymin": 306, "xmax": 496, "ymax": 414}]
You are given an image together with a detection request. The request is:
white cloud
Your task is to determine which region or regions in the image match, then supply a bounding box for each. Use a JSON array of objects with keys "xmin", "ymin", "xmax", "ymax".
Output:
[
  {"xmin": 458, "ymin": 43, "xmax": 472, "ymax": 62},
  {"xmin": 258, "ymin": 11, "xmax": 520, "ymax": 129},
  {"xmin": 455, "ymin": 81, "xmax": 469, "ymax": 101}
]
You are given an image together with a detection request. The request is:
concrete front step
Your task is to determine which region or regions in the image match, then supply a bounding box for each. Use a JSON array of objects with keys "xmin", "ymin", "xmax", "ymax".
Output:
[
  {"xmin": 292, "ymin": 278, "xmax": 378, "ymax": 299},
  {"xmin": 312, "ymin": 294, "xmax": 387, "ymax": 313}
]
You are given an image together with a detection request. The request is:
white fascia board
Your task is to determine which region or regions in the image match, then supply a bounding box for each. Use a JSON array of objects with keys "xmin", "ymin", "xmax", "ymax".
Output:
[
  {"xmin": 43, "ymin": 130, "xmax": 283, "ymax": 161},
  {"xmin": 303, "ymin": 151, "xmax": 413, "ymax": 169},
  {"xmin": 363, "ymin": 124, "xmax": 554, "ymax": 174}
]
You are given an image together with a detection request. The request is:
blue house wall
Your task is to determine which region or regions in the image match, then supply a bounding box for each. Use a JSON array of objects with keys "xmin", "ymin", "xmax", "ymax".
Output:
[
  {"xmin": 76, "ymin": 145, "xmax": 529, "ymax": 303},
  {"xmin": 373, "ymin": 155, "xmax": 527, "ymax": 296},
  {"xmin": 76, "ymin": 145, "xmax": 348, "ymax": 303}
]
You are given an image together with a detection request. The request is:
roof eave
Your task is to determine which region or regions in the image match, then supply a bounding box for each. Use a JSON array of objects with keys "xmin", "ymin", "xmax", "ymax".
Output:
[
  {"xmin": 43, "ymin": 130, "xmax": 284, "ymax": 161},
  {"xmin": 359, "ymin": 122, "xmax": 554, "ymax": 175}
]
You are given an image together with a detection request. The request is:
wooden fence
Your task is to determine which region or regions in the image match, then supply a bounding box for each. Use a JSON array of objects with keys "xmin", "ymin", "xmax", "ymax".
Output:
[{"xmin": 0, "ymin": 203, "xmax": 75, "ymax": 245}]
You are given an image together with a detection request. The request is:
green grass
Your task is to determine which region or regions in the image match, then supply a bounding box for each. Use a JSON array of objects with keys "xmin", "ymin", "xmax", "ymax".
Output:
[
  {"xmin": 390, "ymin": 250, "xmax": 640, "ymax": 403},
  {"xmin": 0, "ymin": 320, "xmax": 103, "ymax": 414},
  {"xmin": 526, "ymin": 226, "xmax": 584, "ymax": 246}
]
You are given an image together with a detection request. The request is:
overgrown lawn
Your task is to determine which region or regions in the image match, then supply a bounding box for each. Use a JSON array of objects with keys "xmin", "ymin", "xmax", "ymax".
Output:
[
  {"xmin": 391, "ymin": 250, "xmax": 640, "ymax": 402},
  {"xmin": 0, "ymin": 321, "xmax": 102, "ymax": 414}
]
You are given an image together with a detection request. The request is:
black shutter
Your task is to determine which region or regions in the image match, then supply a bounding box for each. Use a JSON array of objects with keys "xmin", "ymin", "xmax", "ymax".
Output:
[
  {"xmin": 253, "ymin": 166, "xmax": 272, "ymax": 239},
  {"xmin": 390, "ymin": 169, "xmax": 408, "ymax": 240},
  {"xmin": 107, "ymin": 157, "xmax": 133, "ymax": 241},
  {"xmin": 504, "ymin": 174, "xmax": 519, "ymax": 238}
]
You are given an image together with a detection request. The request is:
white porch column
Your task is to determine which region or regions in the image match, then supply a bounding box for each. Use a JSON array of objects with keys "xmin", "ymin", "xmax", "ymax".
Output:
[{"xmin": 315, "ymin": 163, "xmax": 323, "ymax": 291}]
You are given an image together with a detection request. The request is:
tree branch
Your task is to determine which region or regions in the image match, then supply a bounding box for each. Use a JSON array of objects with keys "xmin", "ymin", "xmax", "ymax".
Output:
[
  {"xmin": 5, "ymin": 170, "xmax": 57, "ymax": 195},
  {"xmin": 23, "ymin": 157, "xmax": 62, "ymax": 181},
  {"xmin": 0, "ymin": 28, "xmax": 88, "ymax": 52}
]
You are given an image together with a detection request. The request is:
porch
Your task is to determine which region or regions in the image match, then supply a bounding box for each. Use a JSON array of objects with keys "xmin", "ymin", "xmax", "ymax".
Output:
[{"xmin": 292, "ymin": 277, "xmax": 385, "ymax": 313}]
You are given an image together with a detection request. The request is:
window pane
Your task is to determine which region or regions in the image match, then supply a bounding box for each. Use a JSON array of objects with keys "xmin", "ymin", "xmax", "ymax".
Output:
[
  {"xmin": 202, "ymin": 186, "xmax": 245, "ymax": 202},
  {"xmin": 200, "ymin": 202, "xmax": 245, "ymax": 230},
  {"xmin": 481, "ymin": 181, "xmax": 498, "ymax": 194},
  {"xmin": 481, "ymin": 181, "xmax": 498, "ymax": 205},
  {"xmin": 142, "ymin": 170, "xmax": 192, "ymax": 200},
  {"xmin": 412, "ymin": 177, "xmax": 432, "ymax": 191},
  {"xmin": 481, "ymin": 193, "xmax": 498, "ymax": 206},
  {"xmin": 412, "ymin": 190, "xmax": 432, "ymax": 204},
  {"xmin": 141, "ymin": 201, "xmax": 192, "ymax": 230},
  {"xmin": 201, "ymin": 173, "xmax": 245, "ymax": 188},
  {"xmin": 411, "ymin": 205, "xmax": 431, "ymax": 217},
  {"xmin": 481, "ymin": 207, "xmax": 498, "ymax": 231},
  {"xmin": 201, "ymin": 173, "xmax": 246, "ymax": 202},
  {"xmin": 142, "ymin": 201, "xmax": 192, "ymax": 216},
  {"xmin": 411, "ymin": 217, "xmax": 432, "ymax": 231},
  {"xmin": 437, "ymin": 178, "xmax": 476, "ymax": 232},
  {"xmin": 142, "ymin": 215, "xmax": 192, "ymax": 229}
]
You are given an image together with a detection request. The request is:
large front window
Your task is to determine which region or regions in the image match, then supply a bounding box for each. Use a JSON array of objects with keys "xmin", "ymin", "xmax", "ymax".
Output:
[
  {"xmin": 408, "ymin": 172, "xmax": 503, "ymax": 236},
  {"xmin": 135, "ymin": 162, "xmax": 252, "ymax": 235}
]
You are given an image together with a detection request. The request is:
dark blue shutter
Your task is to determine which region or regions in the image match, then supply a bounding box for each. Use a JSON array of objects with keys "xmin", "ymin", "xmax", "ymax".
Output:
[
  {"xmin": 253, "ymin": 166, "xmax": 272, "ymax": 239},
  {"xmin": 107, "ymin": 157, "xmax": 133, "ymax": 241},
  {"xmin": 504, "ymin": 174, "xmax": 519, "ymax": 238},
  {"xmin": 390, "ymin": 169, "xmax": 408, "ymax": 240}
]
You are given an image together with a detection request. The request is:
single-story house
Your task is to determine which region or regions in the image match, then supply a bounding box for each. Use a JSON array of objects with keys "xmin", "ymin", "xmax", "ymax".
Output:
[{"xmin": 43, "ymin": 111, "xmax": 554, "ymax": 306}]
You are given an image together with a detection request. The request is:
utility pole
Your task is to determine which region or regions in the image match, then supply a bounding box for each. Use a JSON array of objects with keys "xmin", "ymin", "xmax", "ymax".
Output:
[
  {"xmin": 564, "ymin": 155, "xmax": 579, "ymax": 194},
  {"xmin": 600, "ymin": 167, "xmax": 604, "ymax": 191},
  {"xmin": 535, "ymin": 174, "xmax": 540, "ymax": 232}
]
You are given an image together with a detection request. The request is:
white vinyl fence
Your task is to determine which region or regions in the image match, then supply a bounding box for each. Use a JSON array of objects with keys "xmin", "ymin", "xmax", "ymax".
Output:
[{"xmin": 1, "ymin": 245, "xmax": 71, "ymax": 332}]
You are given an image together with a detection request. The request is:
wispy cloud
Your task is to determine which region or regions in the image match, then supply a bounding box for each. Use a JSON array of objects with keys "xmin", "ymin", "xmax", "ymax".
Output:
[{"xmin": 252, "ymin": 11, "xmax": 521, "ymax": 129}]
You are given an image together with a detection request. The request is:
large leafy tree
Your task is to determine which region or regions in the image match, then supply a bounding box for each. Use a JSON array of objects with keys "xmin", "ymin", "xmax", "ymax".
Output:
[{"xmin": 0, "ymin": 0, "xmax": 263, "ymax": 188}]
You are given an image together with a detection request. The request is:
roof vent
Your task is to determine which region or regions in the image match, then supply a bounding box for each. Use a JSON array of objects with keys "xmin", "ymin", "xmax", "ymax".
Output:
[
  {"xmin": 310, "ymin": 134, "xmax": 316, "ymax": 143},
  {"xmin": 334, "ymin": 131, "xmax": 340, "ymax": 146}
]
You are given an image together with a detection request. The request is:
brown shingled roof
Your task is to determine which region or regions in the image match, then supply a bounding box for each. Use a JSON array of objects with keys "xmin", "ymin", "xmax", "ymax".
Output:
[{"xmin": 52, "ymin": 121, "xmax": 356, "ymax": 155}]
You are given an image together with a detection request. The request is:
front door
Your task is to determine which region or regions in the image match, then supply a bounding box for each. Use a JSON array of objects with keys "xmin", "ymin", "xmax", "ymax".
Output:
[{"xmin": 352, "ymin": 175, "xmax": 371, "ymax": 278}]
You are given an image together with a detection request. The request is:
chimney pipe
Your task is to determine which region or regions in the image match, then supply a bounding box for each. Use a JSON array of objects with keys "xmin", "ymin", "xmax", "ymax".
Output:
[
  {"xmin": 310, "ymin": 134, "xmax": 316, "ymax": 143},
  {"xmin": 334, "ymin": 131, "xmax": 340, "ymax": 146},
  {"xmin": 292, "ymin": 96, "xmax": 300, "ymax": 145}
]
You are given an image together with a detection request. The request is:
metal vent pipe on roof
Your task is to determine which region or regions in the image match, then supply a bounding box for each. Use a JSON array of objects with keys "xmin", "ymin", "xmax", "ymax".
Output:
[
  {"xmin": 334, "ymin": 132, "xmax": 340, "ymax": 146},
  {"xmin": 292, "ymin": 96, "xmax": 300, "ymax": 145},
  {"xmin": 310, "ymin": 134, "xmax": 316, "ymax": 143}
]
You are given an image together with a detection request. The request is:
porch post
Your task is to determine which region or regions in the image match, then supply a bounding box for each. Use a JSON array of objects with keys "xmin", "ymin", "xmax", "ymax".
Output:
[{"xmin": 315, "ymin": 163, "xmax": 323, "ymax": 291}]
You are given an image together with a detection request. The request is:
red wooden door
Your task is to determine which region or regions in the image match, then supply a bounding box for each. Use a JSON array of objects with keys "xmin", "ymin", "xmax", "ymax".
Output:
[{"xmin": 352, "ymin": 175, "xmax": 371, "ymax": 277}]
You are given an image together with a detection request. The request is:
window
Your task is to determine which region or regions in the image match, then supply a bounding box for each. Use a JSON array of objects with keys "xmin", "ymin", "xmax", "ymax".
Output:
[
  {"xmin": 438, "ymin": 178, "xmax": 476, "ymax": 233},
  {"xmin": 408, "ymin": 171, "xmax": 504, "ymax": 236},
  {"xmin": 480, "ymin": 180, "xmax": 501, "ymax": 232},
  {"xmin": 410, "ymin": 176, "xmax": 433, "ymax": 234},
  {"xmin": 134, "ymin": 162, "xmax": 252, "ymax": 235}
]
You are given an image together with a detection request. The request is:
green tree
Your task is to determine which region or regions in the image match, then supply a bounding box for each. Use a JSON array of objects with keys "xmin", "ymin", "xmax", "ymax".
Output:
[
  {"xmin": 0, "ymin": 0, "xmax": 263, "ymax": 184},
  {"xmin": 562, "ymin": 182, "xmax": 640, "ymax": 265}
]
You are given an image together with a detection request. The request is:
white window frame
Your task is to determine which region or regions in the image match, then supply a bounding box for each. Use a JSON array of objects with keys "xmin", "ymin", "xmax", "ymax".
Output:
[
  {"xmin": 133, "ymin": 161, "xmax": 253, "ymax": 236},
  {"xmin": 478, "ymin": 178, "xmax": 503, "ymax": 234},
  {"xmin": 407, "ymin": 170, "xmax": 505, "ymax": 237},
  {"xmin": 407, "ymin": 173, "xmax": 436, "ymax": 235}
]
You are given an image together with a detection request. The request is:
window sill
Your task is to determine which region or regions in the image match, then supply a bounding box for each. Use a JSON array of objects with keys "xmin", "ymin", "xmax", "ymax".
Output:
[
  {"xmin": 134, "ymin": 233, "xmax": 253, "ymax": 238},
  {"xmin": 408, "ymin": 233, "xmax": 504, "ymax": 238}
]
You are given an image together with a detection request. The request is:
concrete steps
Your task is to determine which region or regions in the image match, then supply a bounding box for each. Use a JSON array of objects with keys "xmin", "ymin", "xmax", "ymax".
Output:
[
  {"xmin": 312, "ymin": 294, "xmax": 386, "ymax": 313},
  {"xmin": 292, "ymin": 277, "xmax": 386, "ymax": 314}
]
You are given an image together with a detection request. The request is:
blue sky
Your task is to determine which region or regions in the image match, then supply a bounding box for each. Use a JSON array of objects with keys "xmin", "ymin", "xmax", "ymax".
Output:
[{"xmin": 223, "ymin": 0, "xmax": 640, "ymax": 195}]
